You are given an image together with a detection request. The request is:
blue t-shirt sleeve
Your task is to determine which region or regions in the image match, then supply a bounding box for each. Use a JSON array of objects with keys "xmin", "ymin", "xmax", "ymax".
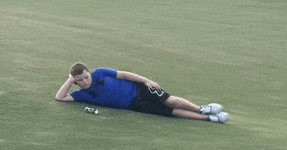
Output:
[
  {"xmin": 70, "ymin": 90, "xmax": 84, "ymax": 102},
  {"xmin": 70, "ymin": 90, "xmax": 95, "ymax": 103},
  {"xmin": 96, "ymin": 68, "xmax": 117, "ymax": 78}
]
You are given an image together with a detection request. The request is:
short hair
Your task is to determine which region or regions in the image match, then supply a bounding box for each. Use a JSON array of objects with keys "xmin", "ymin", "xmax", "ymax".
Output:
[{"xmin": 70, "ymin": 62, "xmax": 90, "ymax": 77}]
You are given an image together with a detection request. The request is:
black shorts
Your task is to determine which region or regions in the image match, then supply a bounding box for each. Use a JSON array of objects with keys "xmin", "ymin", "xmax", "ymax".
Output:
[{"xmin": 131, "ymin": 84, "xmax": 174, "ymax": 117}]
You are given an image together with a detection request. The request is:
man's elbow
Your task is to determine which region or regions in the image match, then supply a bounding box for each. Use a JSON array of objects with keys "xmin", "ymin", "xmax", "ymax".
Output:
[
  {"xmin": 55, "ymin": 97, "xmax": 62, "ymax": 102},
  {"xmin": 55, "ymin": 95, "xmax": 74, "ymax": 102},
  {"xmin": 55, "ymin": 95, "xmax": 65, "ymax": 102}
]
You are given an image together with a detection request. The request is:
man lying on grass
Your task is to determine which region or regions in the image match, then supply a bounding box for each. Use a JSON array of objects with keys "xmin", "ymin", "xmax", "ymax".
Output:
[{"xmin": 56, "ymin": 62, "xmax": 230, "ymax": 123}]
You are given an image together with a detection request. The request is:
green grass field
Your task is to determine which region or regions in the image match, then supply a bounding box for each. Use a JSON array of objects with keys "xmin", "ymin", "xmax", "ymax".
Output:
[{"xmin": 1, "ymin": 0, "xmax": 287, "ymax": 149}]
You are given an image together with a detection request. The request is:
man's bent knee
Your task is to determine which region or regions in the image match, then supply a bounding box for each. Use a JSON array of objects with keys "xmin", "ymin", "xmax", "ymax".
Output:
[{"xmin": 165, "ymin": 96, "xmax": 179, "ymax": 108}]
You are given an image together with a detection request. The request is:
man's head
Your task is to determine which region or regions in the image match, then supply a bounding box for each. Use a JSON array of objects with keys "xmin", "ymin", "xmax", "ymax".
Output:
[
  {"xmin": 70, "ymin": 62, "xmax": 90, "ymax": 77},
  {"xmin": 70, "ymin": 62, "xmax": 92, "ymax": 89}
]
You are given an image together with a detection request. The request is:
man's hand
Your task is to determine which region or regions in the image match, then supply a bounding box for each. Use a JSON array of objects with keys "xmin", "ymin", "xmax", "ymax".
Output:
[
  {"xmin": 68, "ymin": 74, "xmax": 77, "ymax": 85},
  {"xmin": 145, "ymin": 80, "xmax": 161, "ymax": 90}
]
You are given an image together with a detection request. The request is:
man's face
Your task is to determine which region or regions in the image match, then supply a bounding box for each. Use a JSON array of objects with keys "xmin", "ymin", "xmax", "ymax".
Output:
[{"xmin": 74, "ymin": 70, "xmax": 92, "ymax": 89}]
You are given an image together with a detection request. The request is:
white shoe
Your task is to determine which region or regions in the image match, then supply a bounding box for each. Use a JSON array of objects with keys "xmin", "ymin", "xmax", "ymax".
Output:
[
  {"xmin": 209, "ymin": 112, "xmax": 230, "ymax": 123},
  {"xmin": 201, "ymin": 103, "xmax": 223, "ymax": 115}
]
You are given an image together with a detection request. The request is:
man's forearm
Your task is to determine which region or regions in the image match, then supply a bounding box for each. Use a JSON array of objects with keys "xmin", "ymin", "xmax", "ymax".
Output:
[
  {"xmin": 55, "ymin": 78, "xmax": 74, "ymax": 101},
  {"xmin": 117, "ymin": 71, "xmax": 150, "ymax": 84},
  {"xmin": 117, "ymin": 71, "xmax": 161, "ymax": 90}
]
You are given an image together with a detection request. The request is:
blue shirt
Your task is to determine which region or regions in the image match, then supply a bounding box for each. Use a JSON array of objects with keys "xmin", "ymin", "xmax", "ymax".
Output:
[{"xmin": 70, "ymin": 68, "xmax": 139, "ymax": 109}]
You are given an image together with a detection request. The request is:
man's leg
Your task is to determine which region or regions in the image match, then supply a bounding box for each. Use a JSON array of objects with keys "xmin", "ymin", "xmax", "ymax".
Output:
[
  {"xmin": 172, "ymin": 109, "xmax": 209, "ymax": 120},
  {"xmin": 165, "ymin": 96, "xmax": 229, "ymax": 122},
  {"xmin": 165, "ymin": 96, "xmax": 201, "ymax": 113},
  {"xmin": 172, "ymin": 109, "xmax": 230, "ymax": 123}
]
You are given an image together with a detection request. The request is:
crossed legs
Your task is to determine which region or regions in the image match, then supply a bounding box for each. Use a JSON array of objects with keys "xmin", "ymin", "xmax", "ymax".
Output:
[{"xmin": 165, "ymin": 96, "xmax": 209, "ymax": 120}]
